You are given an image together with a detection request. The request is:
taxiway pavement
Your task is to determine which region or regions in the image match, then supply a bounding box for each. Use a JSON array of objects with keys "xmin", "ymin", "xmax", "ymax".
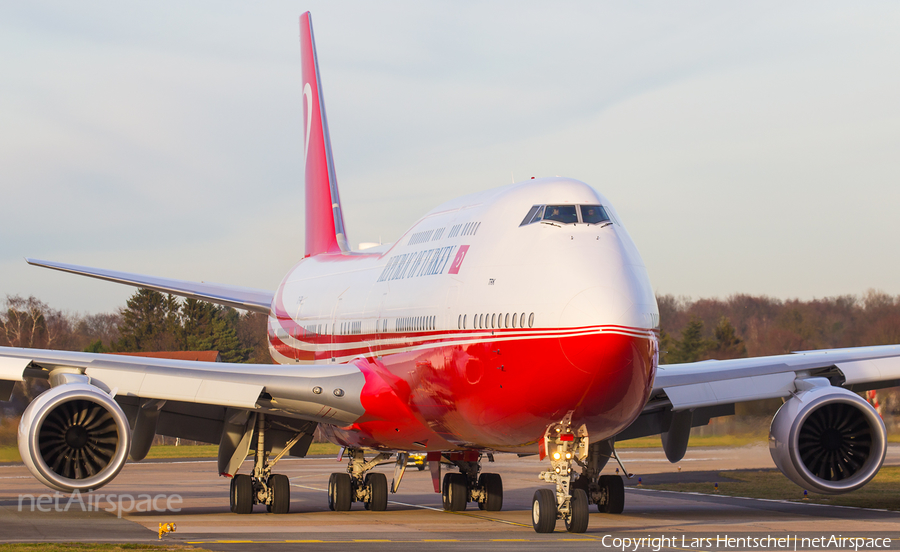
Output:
[{"xmin": 2, "ymin": 445, "xmax": 899, "ymax": 551}]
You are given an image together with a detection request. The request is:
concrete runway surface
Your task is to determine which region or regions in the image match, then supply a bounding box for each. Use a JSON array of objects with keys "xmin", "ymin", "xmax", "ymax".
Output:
[{"xmin": 1, "ymin": 445, "xmax": 899, "ymax": 551}]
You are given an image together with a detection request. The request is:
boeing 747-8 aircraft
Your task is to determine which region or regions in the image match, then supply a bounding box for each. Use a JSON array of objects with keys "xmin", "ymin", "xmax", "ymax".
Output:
[{"xmin": 2, "ymin": 13, "xmax": 900, "ymax": 534}]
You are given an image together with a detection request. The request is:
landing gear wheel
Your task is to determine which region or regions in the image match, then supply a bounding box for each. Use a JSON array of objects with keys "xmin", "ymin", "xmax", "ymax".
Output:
[
  {"xmin": 364, "ymin": 472, "xmax": 388, "ymax": 511},
  {"xmin": 267, "ymin": 474, "xmax": 290, "ymax": 514},
  {"xmin": 442, "ymin": 473, "xmax": 468, "ymax": 511},
  {"xmin": 328, "ymin": 472, "xmax": 352, "ymax": 511},
  {"xmin": 478, "ymin": 473, "xmax": 503, "ymax": 512},
  {"xmin": 532, "ymin": 488, "xmax": 557, "ymax": 533},
  {"xmin": 230, "ymin": 474, "xmax": 253, "ymax": 514},
  {"xmin": 565, "ymin": 488, "xmax": 589, "ymax": 533},
  {"xmin": 598, "ymin": 475, "xmax": 624, "ymax": 514}
]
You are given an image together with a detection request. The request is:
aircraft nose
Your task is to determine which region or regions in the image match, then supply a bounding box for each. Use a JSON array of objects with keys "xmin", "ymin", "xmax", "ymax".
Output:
[{"xmin": 558, "ymin": 234, "xmax": 657, "ymax": 331}]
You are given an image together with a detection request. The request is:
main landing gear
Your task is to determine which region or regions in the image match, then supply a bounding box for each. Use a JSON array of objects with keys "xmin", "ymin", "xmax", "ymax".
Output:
[
  {"xmin": 439, "ymin": 452, "xmax": 503, "ymax": 512},
  {"xmin": 327, "ymin": 448, "xmax": 391, "ymax": 511},
  {"xmin": 571, "ymin": 440, "xmax": 626, "ymax": 514},
  {"xmin": 230, "ymin": 414, "xmax": 298, "ymax": 514},
  {"xmin": 531, "ymin": 413, "xmax": 627, "ymax": 533}
]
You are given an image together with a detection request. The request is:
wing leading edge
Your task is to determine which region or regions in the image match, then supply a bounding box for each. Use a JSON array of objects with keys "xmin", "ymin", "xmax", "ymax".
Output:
[
  {"xmin": 26, "ymin": 258, "xmax": 274, "ymax": 314},
  {"xmin": 651, "ymin": 344, "xmax": 900, "ymax": 411},
  {"xmin": 0, "ymin": 346, "xmax": 365, "ymax": 425}
]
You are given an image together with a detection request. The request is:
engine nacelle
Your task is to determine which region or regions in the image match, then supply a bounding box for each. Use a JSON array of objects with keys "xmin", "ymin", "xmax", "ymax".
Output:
[
  {"xmin": 18, "ymin": 383, "xmax": 131, "ymax": 492},
  {"xmin": 769, "ymin": 383, "xmax": 886, "ymax": 494}
]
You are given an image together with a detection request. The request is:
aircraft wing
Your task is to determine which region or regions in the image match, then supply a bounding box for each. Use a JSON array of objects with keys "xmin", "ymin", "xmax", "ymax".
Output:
[
  {"xmin": 650, "ymin": 344, "xmax": 900, "ymax": 411},
  {"xmin": 0, "ymin": 346, "xmax": 365, "ymax": 425},
  {"xmin": 25, "ymin": 258, "xmax": 274, "ymax": 314},
  {"xmin": 619, "ymin": 344, "xmax": 900, "ymax": 448}
]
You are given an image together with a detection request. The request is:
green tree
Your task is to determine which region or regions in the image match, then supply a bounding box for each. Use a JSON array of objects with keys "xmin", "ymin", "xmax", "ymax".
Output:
[
  {"xmin": 180, "ymin": 298, "xmax": 251, "ymax": 363},
  {"xmin": 180, "ymin": 298, "xmax": 219, "ymax": 350},
  {"xmin": 706, "ymin": 316, "xmax": 747, "ymax": 360},
  {"xmin": 115, "ymin": 289, "xmax": 181, "ymax": 352},
  {"xmin": 83, "ymin": 339, "xmax": 109, "ymax": 353},
  {"xmin": 191, "ymin": 307, "xmax": 251, "ymax": 363},
  {"xmin": 667, "ymin": 318, "xmax": 712, "ymax": 364}
]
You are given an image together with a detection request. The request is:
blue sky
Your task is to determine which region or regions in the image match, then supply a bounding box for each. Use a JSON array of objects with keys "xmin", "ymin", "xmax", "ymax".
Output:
[{"xmin": 2, "ymin": 1, "xmax": 899, "ymax": 314}]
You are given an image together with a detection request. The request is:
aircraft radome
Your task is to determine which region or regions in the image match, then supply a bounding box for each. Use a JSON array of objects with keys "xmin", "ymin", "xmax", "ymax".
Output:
[{"xmin": 3, "ymin": 12, "xmax": 900, "ymax": 534}]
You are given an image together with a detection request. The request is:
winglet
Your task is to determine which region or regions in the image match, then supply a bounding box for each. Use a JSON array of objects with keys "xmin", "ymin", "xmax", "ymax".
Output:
[{"xmin": 300, "ymin": 12, "xmax": 350, "ymax": 256}]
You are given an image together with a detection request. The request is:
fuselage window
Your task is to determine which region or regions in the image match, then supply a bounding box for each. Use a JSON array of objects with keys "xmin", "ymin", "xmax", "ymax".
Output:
[
  {"xmin": 528, "ymin": 312, "xmax": 535, "ymax": 327},
  {"xmin": 512, "ymin": 313, "xmax": 517, "ymax": 328},
  {"xmin": 504, "ymin": 313, "xmax": 509, "ymax": 328},
  {"xmin": 520, "ymin": 312, "xmax": 526, "ymax": 327},
  {"xmin": 463, "ymin": 314, "xmax": 467, "ymax": 329},
  {"xmin": 490, "ymin": 314, "xmax": 495, "ymax": 328}
]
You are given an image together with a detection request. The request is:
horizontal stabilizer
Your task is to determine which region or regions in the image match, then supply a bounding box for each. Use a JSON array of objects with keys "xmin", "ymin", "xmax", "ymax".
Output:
[{"xmin": 26, "ymin": 258, "xmax": 273, "ymax": 314}]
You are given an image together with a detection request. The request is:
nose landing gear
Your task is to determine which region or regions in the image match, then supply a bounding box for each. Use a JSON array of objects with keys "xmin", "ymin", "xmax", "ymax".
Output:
[{"xmin": 533, "ymin": 412, "xmax": 590, "ymax": 533}]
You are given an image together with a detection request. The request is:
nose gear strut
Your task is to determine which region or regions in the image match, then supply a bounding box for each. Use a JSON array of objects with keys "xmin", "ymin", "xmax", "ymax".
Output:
[{"xmin": 533, "ymin": 411, "xmax": 590, "ymax": 533}]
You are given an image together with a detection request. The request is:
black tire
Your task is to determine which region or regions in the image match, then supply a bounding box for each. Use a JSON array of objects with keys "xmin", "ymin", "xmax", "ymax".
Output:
[
  {"xmin": 268, "ymin": 474, "xmax": 290, "ymax": 514},
  {"xmin": 532, "ymin": 488, "xmax": 557, "ymax": 533},
  {"xmin": 479, "ymin": 473, "xmax": 503, "ymax": 512},
  {"xmin": 445, "ymin": 473, "xmax": 468, "ymax": 511},
  {"xmin": 565, "ymin": 489, "xmax": 589, "ymax": 533},
  {"xmin": 328, "ymin": 473, "xmax": 352, "ymax": 512},
  {"xmin": 417, "ymin": 463, "xmax": 426, "ymax": 471},
  {"xmin": 441, "ymin": 473, "xmax": 452, "ymax": 510},
  {"xmin": 599, "ymin": 475, "xmax": 624, "ymax": 514},
  {"xmin": 231, "ymin": 474, "xmax": 253, "ymax": 515},
  {"xmin": 365, "ymin": 472, "xmax": 388, "ymax": 511}
]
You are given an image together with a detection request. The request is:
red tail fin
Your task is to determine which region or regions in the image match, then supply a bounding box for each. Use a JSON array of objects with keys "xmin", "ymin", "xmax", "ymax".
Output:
[{"xmin": 300, "ymin": 12, "xmax": 349, "ymax": 256}]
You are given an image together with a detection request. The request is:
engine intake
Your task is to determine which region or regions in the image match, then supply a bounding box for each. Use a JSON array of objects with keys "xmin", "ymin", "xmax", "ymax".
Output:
[
  {"xmin": 19, "ymin": 383, "xmax": 131, "ymax": 492},
  {"xmin": 769, "ymin": 383, "xmax": 886, "ymax": 494}
]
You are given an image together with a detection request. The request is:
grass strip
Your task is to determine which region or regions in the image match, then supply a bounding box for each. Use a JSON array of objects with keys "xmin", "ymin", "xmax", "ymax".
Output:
[
  {"xmin": 618, "ymin": 433, "xmax": 768, "ymax": 448},
  {"xmin": 644, "ymin": 466, "xmax": 900, "ymax": 511}
]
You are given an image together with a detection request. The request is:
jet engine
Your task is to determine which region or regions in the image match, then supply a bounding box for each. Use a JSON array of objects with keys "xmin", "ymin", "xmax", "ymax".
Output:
[
  {"xmin": 18, "ymin": 383, "xmax": 131, "ymax": 492},
  {"xmin": 769, "ymin": 382, "xmax": 886, "ymax": 494}
]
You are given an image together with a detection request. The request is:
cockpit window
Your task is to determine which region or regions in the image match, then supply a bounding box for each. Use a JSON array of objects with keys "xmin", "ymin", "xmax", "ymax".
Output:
[
  {"xmin": 543, "ymin": 205, "xmax": 578, "ymax": 224},
  {"xmin": 520, "ymin": 205, "xmax": 540, "ymax": 226},
  {"xmin": 579, "ymin": 205, "xmax": 611, "ymax": 225},
  {"xmin": 519, "ymin": 203, "xmax": 613, "ymax": 227}
]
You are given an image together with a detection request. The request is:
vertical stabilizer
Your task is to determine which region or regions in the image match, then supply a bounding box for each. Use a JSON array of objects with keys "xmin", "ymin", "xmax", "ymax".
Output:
[{"xmin": 299, "ymin": 12, "xmax": 350, "ymax": 256}]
